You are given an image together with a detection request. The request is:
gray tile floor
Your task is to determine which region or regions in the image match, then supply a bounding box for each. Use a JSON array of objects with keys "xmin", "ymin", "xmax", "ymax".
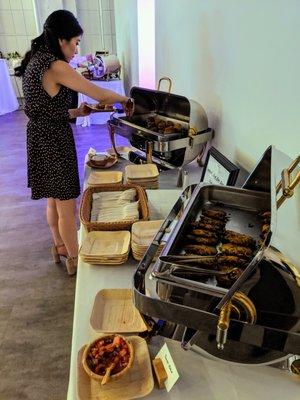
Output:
[{"xmin": 0, "ymin": 111, "xmax": 119, "ymax": 400}]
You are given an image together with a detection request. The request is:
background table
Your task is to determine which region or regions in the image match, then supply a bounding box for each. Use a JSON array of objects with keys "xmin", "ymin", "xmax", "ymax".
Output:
[
  {"xmin": 76, "ymin": 79, "xmax": 125, "ymax": 127},
  {"xmin": 0, "ymin": 59, "xmax": 19, "ymax": 116},
  {"xmin": 67, "ymin": 158, "xmax": 300, "ymax": 400}
]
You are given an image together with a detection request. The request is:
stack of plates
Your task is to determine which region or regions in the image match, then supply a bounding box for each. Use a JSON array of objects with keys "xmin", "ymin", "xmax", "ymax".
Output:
[
  {"xmin": 87, "ymin": 170, "xmax": 123, "ymax": 187},
  {"xmin": 131, "ymin": 220, "xmax": 164, "ymax": 261},
  {"xmin": 125, "ymin": 164, "xmax": 159, "ymax": 189},
  {"xmin": 79, "ymin": 231, "xmax": 131, "ymax": 265}
]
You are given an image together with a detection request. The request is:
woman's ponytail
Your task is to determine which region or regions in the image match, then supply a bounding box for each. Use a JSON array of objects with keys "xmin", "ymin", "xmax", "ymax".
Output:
[{"xmin": 14, "ymin": 33, "xmax": 46, "ymax": 77}]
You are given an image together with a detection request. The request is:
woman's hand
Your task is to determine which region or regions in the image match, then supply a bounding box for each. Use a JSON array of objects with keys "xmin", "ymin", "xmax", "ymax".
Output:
[
  {"xmin": 121, "ymin": 97, "xmax": 134, "ymax": 117},
  {"xmin": 78, "ymin": 102, "xmax": 91, "ymax": 117}
]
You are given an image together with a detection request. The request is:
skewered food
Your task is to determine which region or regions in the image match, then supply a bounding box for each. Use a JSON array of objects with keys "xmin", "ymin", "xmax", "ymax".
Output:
[
  {"xmin": 202, "ymin": 209, "xmax": 227, "ymax": 221},
  {"xmin": 223, "ymin": 230, "xmax": 256, "ymax": 248},
  {"xmin": 184, "ymin": 244, "xmax": 218, "ymax": 256},
  {"xmin": 217, "ymin": 255, "xmax": 248, "ymax": 268},
  {"xmin": 186, "ymin": 234, "xmax": 219, "ymax": 246},
  {"xmin": 220, "ymin": 243, "xmax": 253, "ymax": 258},
  {"xmin": 200, "ymin": 216, "xmax": 226, "ymax": 229},
  {"xmin": 191, "ymin": 229, "xmax": 218, "ymax": 239}
]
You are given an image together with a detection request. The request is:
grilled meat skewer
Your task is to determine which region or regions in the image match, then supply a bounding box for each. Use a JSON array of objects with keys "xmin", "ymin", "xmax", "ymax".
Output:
[
  {"xmin": 223, "ymin": 230, "xmax": 256, "ymax": 248},
  {"xmin": 220, "ymin": 243, "xmax": 253, "ymax": 258},
  {"xmin": 184, "ymin": 244, "xmax": 218, "ymax": 256},
  {"xmin": 191, "ymin": 229, "xmax": 218, "ymax": 239},
  {"xmin": 202, "ymin": 209, "xmax": 227, "ymax": 221},
  {"xmin": 186, "ymin": 234, "xmax": 219, "ymax": 246}
]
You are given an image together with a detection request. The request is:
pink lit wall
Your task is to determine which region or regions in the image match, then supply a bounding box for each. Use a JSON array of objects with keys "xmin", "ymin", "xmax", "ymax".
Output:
[{"xmin": 137, "ymin": 0, "xmax": 155, "ymax": 89}]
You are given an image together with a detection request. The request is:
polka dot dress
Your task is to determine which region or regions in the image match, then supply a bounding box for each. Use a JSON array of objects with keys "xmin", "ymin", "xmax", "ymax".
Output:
[{"xmin": 23, "ymin": 46, "xmax": 80, "ymax": 200}]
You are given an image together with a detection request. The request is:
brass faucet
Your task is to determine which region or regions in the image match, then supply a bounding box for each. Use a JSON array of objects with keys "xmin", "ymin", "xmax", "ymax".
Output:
[{"xmin": 216, "ymin": 292, "xmax": 257, "ymax": 350}]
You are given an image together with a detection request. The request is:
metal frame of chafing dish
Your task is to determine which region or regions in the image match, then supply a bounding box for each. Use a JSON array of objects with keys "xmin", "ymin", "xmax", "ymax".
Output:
[{"xmin": 132, "ymin": 146, "xmax": 300, "ymax": 364}]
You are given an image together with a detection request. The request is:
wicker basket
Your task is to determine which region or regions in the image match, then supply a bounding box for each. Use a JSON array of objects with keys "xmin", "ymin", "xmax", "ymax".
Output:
[{"xmin": 80, "ymin": 184, "xmax": 149, "ymax": 231}]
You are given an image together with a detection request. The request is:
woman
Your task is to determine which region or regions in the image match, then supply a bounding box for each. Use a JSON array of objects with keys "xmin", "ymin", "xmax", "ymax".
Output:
[{"xmin": 18, "ymin": 10, "xmax": 132, "ymax": 275}]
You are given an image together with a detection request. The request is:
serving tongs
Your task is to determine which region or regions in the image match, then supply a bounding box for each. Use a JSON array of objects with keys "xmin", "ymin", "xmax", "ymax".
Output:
[{"xmin": 156, "ymin": 255, "xmax": 241, "ymax": 280}]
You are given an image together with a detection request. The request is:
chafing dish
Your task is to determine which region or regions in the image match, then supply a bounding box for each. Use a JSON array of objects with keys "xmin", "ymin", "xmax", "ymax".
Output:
[
  {"xmin": 133, "ymin": 146, "xmax": 300, "ymax": 365},
  {"xmin": 108, "ymin": 77, "xmax": 213, "ymax": 168}
]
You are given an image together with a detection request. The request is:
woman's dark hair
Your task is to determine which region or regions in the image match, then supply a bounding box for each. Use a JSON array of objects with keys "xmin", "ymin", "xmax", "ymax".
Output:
[{"xmin": 15, "ymin": 10, "xmax": 83, "ymax": 77}]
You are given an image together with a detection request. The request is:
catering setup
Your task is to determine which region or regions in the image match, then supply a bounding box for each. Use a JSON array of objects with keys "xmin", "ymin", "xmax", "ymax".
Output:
[{"xmin": 68, "ymin": 127, "xmax": 300, "ymax": 399}]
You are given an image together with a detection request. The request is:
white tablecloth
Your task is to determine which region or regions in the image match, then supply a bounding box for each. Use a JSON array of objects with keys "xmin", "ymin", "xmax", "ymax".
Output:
[
  {"xmin": 0, "ymin": 59, "xmax": 19, "ymax": 116},
  {"xmin": 76, "ymin": 79, "xmax": 125, "ymax": 126},
  {"xmin": 67, "ymin": 158, "xmax": 300, "ymax": 400}
]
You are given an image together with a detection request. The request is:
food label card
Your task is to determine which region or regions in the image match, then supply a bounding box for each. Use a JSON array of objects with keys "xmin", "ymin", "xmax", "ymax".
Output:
[{"xmin": 155, "ymin": 343, "xmax": 179, "ymax": 392}]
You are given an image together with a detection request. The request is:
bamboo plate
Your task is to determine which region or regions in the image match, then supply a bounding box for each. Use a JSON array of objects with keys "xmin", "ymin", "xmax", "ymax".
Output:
[
  {"xmin": 77, "ymin": 336, "xmax": 154, "ymax": 400},
  {"xmin": 90, "ymin": 289, "xmax": 147, "ymax": 333},
  {"xmin": 87, "ymin": 171, "xmax": 123, "ymax": 186},
  {"xmin": 132, "ymin": 220, "xmax": 164, "ymax": 244},
  {"xmin": 80, "ymin": 231, "xmax": 131, "ymax": 257},
  {"xmin": 125, "ymin": 164, "xmax": 159, "ymax": 180}
]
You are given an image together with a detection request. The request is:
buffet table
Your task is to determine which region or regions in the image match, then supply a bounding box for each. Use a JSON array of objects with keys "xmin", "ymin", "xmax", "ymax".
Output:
[
  {"xmin": 0, "ymin": 59, "xmax": 19, "ymax": 116},
  {"xmin": 76, "ymin": 80, "xmax": 125, "ymax": 127},
  {"xmin": 67, "ymin": 157, "xmax": 300, "ymax": 400}
]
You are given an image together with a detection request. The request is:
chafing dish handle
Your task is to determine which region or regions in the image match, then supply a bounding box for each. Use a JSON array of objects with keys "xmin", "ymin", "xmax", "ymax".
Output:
[
  {"xmin": 157, "ymin": 77, "xmax": 172, "ymax": 93},
  {"xmin": 276, "ymin": 155, "xmax": 300, "ymax": 208}
]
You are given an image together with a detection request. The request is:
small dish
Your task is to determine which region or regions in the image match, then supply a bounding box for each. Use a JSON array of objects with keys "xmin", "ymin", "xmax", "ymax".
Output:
[{"xmin": 82, "ymin": 334, "xmax": 134, "ymax": 383}]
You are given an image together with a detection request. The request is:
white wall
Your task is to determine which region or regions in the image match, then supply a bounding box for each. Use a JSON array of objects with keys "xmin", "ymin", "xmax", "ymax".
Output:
[
  {"xmin": 0, "ymin": 0, "xmax": 38, "ymax": 56},
  {"xmin": 114, "ymin": 0, "xmax": 139, "ymax": 94},
  {"xmin": 155, "ymin": 0, "xmax": 300, "ymax": 170}
]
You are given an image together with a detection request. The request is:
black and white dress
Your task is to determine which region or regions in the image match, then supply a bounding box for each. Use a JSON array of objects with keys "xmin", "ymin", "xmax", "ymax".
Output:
[{"xmin": 23, "ymin": 46, "xmax": 80, "ymax": 200}]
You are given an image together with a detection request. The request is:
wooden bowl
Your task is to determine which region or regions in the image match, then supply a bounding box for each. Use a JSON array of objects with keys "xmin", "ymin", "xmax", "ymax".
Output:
[{"xmin": 82, "ymin": 334, "xmax": 134, "ymax": 383}]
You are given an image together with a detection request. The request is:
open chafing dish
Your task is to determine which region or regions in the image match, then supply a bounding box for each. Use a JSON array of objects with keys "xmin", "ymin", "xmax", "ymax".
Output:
[
  {"xmin": 133, "ymin": 146, "xmax": 300, "ymax": 366},
  {"xmin": 108, "ymin": 77, "xmax": 213, "ymax": 168}
]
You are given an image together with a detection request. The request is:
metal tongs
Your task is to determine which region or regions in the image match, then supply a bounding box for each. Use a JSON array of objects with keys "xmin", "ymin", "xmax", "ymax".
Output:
[{"xmin": 157, "ymin": 255, "xmax": 241, "ymax": 279}]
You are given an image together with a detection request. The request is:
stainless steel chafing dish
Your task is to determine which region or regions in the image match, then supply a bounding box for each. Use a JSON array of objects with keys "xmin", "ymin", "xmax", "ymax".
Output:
[
  {"xmin": 133, "ymin": 146, "xmax": 300, "ymax": 366},
  {"xmin": 108, "ymin": 77, "xmax": 213, "ymax": 168}
]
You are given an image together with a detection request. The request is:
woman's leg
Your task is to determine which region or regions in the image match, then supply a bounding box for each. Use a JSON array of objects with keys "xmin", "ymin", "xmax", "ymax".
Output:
[
  {"xmin": 55, "ymin": 198, "xmax": 78, "ymax": 258},
  {"xmin": 47, "ymin": 198, "xmax": 68, "ymax": 257}
]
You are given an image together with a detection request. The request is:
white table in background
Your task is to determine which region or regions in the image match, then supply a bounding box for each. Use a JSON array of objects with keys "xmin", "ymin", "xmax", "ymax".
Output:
[
  {"xmin": 76, "ymin": 79, "xmax": 125, "ymax": 127},
  {"xmin": 67, "ymin": 159, "xmax": 300, "ymax": 400},
  {"xmin": 0, "ymin": 59, "xmax": 19, "ymax": 116}
]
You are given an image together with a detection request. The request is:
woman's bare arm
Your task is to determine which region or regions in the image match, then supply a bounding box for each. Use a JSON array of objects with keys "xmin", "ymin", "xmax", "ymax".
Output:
[{"xmin": 49, "ymin": 60, "xmax": 128, "ymax": 104}]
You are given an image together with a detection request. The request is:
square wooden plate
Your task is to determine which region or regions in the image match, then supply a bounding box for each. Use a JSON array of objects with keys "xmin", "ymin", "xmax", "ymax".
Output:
[
  {"xmin": 79, "ymin": 231, "xmax": 131, "ymax": 257},
  {"xmin": 90, "ymin": 289, "xmax": 147, "ymax": 333}
]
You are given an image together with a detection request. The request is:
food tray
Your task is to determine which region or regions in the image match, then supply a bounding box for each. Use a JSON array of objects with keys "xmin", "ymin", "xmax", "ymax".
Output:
[
  {"xmin": 80, "ymin": 184, "xmax": 149, "ymax": 232},
  {"xmin": 87, "ymin": 171, "xmax": 123, "ymax": 187},
  {"xmin": 90, "ymin": 289, "xmax": 147, "ymax": 333},
  {"xmin": 77, "ymin": 336, "xmax": 154, "ymax": 400}
]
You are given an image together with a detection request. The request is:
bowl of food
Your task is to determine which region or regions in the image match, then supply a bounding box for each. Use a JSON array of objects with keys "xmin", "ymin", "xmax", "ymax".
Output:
[
  {"xmin": 87, "ymin": 153, "xmax": 118, "ymax": 168},
  {"xmin": 82, "ymin": 334, "xmax": 134, "ymax": 385}
]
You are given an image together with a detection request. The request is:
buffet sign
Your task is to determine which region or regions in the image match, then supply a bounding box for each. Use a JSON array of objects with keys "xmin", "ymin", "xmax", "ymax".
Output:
[{"xmin": 201, "ymin": 146, "xmax": 239, "ymax": 186}]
